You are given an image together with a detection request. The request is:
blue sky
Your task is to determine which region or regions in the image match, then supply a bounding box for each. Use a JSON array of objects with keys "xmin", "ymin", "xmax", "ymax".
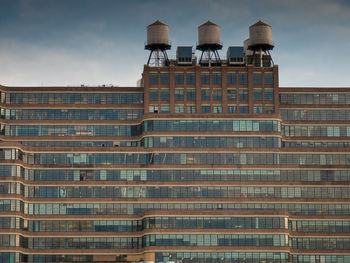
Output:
[{"xmin": 0, "ymin": 0, "xmax": 349, "ymax": 87}]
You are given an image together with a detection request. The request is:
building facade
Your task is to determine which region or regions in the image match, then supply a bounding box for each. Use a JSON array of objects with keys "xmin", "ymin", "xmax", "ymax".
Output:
[{"xmin": 0, "ymin": 21, "xmax": 350, "ymax": 263}]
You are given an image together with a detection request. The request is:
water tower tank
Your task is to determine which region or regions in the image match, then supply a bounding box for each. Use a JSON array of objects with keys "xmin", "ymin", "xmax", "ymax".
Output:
[
  {"xmin": 198, "ymin": 20, "xmax": 221, "ymax": 47},
  {"xmin": 146, "ymin": 20, "xmax": 170, "ymax": 47},
  {"xmin": 248, "ymin": 20, "xmax": 273, "ymax": 50}
]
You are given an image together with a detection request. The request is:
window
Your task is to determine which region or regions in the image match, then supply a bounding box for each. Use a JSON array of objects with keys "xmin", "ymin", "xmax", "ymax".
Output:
[
  {"xmin": 175, "ymin": 73, "xmax": 184, "ymax": 85},
  {"xmin": 212, "ymin": 89, "xmax": 222, "ymax": 101},
  {"xmin": 254, "ymin": 89, "xmax": 262, "ymax": 100},
  {"xmin": 227, "ymin": 73, "xmax": 236, "ymax": 85},
  {"xmin": 175, "ymin": 89, "xmax": 184, "ymax": 101},
  {"xmin": 228, "ymin": 106, "xmax": 237, "ymax": 113},
  {"xmin": 149, "ymin": 89, "xmax": 158, "ymax": 101},
  {"xmin": 187, "ymin": 106, "xmax": 196, "ymax": 113},
  {"xmin": 213, "ymin": 106, "xmax": 222, "ymax": 113},
  {"xmin": 160, "ymin": 89, "xmax": 170, "ymax": 101},
  {"xmin": 186, "ymin": 73, "xmax": 196, "ymax": 85},
  {"xmin": 160, "ymin": 73, "xmax": 170, "ymax": 84},
  {"xmin": 239, "ymin": 106, "xmax": 249, "ymax": 113},
  {"xmin": 201, "ymin": 89, "xmax": 210, "ymax": 101},
  {"xmin": 212, "ymin": 73, "xmax": 221, "ymax": 84},
  {"xmin": 227, "ymin": 90, "xmax": 236, "ymax": 101},
  {"xmin": 238, "ymin": 73, "xmax": 248, "ymax": 85},
  {"xmin": 149, "ymin": 73, "xmax": 158, "ymax": 85},
  {"xmin": 149, "ymin": 106, "xmax": 159, "ymax": 113},
  {"xmin": 254, "ymin": 106, "xmax": 263, "ymax": 113},
  {"xmin": 186, "ymin": 89, "xmax": 196, "ymax": 101},
  {"xmin": 239, "ymin": 90, "xmax": 248, "ymax": 101},
  {"xmin": 201, "ymin": 73, "xmax": 210, "ymax": 84},
  {"xmin": 201, "ymin": 106, "xmax": 211, "ymax": 113},
  {"xmin": 264, "ymin": 90, "xmax": 274, "ymax": 101},
  {"xmin": 160, "ymin": 106, "xmax": 170, "ymax": 113},
  {"xmin": 175, "ymin": 105, "xmax": 184, "ymax": 113},
  {"xmin": 253, "ymin": 73, "xmax": 262, "ymax": 85},
  {"xmin": 264, "ymin": 73, "xmax": 274, "ymax": 85}
]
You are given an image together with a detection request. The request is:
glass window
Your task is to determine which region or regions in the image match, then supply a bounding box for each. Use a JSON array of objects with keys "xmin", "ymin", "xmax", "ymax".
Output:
[
  {"xmin": 239, "ymin": 106, "xmax": 249, "ymax": 114},
  {"xmin": 238, "ymin": 73, "xmax": 248, "ymax": 85},
  {"xmin": 213, "ymin": 106, "xmax": 222, "ymax": 113},
  {"xmin": 201, "ymin": 89, "xmax": 210, "ymax": 101},
  {"xmin": 201, "ymin": 73, "xmax": 210, "ymax": 85},
  {"xmin": 254, "ymin": 106, "xmax": 263, "ymax": 113},
  {"xmin": 227, "ymin": 73, "xmax": 236, "ymax": 85},
  {"xmin": 212, "ymin": 90, "xmax": 222, "ymax": 101},
  {"xmin": 228, "ymin": 106, "xmax": 237, "ymax": 113},
  {"xmin": 175, "ymin": 105, "xmax": 184, "ymax": 113},
  {"xmin": 186, "ymin": 89, "xmax": 196, "ymax": 101},
  {"xmin": 187, "ymin": 106, "xmax": 196, "ymax": 113},
  {"xmin": 264, "ymin": 90, "xmax": 274, "ymax": 101},
  {"xmin": 264, "ymin": 73, "xmax": 274, "ymax": 85},
  {"xmin": 175, "ymin": 89, "xmax": 184, "ymax": 101},
  {"xmin": 175, "ymin": 73, "xmax": 184, "ymax": 85},
  {"xmin": 212, "ymin": 73, "xmax": 221, "ymax": 85},
  {"xmin": 149, "ymin": 89, "xmax": 158, "ymax": 101},
  {"xmin": 160, "ymin": 106, "xmax": 170, "ymax": 113},
  {"xmin": 201, "ymin": 106, "xmax": 211, "ymax": 113},
  {"xmin": 186, "ymin": 73, "xmax": 196, "ymax": 85},
  {"xmin": 254, "ymin": 89, "xmax": 262, "ymax": 100},
  {"xmin": 227, "ymin": 90, "xmax": 236, "ymax": 101},
  {"xmin": 253, "ymin": 73, "xmax": 262, "ymax": 85},
  {"xmin": 149, "ymin": 73, "xmax": 158, "ymax": 85},
  {"xmin": 239, "ymin": 90, "xmax": 248, "ymax": 101},
  {"xmin": 160, "ymin": 73, "xmax": 170, "ymax": 85},
  {"xmin": 160, "ymin": 89, "xmax": 170, "ymax": 101}
]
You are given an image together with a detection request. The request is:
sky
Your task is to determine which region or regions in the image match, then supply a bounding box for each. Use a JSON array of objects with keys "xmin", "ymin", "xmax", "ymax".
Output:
[{"xmin": 0, "ymin": 0, "xmax": 349, "ymax": 87}]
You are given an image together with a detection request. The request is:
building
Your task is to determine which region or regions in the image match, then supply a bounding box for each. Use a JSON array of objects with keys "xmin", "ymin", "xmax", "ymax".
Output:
[{"xmin": 0, "ymin": 20, "xmax": 349, "ymax": 263}]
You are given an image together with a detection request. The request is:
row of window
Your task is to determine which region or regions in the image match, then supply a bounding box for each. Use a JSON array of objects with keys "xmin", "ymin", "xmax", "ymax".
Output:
[
  {"xmin": 149, "ymin": 105, "xmax": 254, "ymax": 114},
  {"xmin": 4, "ymin": 92, "xmax": 143, "ymax": 105},
  {"xmin": 144, "ymin": 120, "xmax": 281, "ymax": 132},
  {"xmin": 156, "ymin": 252, "xmax": 288, "ymax": 263},
  {"xmin": 146, "ymin": 136, "xmax": 281, "ymax": 148},
  {"xmin": 149, "ymin": 72, "xmax": 274, "ymax": 85},
  {"xmin": 280, "ymin": 93, "xmax": 350, "ymax": 105},
  {"xmin": 280, "ymin": 110, "xmax": 350, "ymax": 121},
  {"xmin": 25, "ymin": 217, "xmax": 285, "ymax": 232},
  {"xmin": 6, "ymin": 152, "xmax": 350, "ymax": 165},
  {"xmin": 1, "ymin": 109, "xmax": 143, "ymax": 121},
  {"xmin": 284, "ymin": 142, "xmax": 350, "ymax": 148},
  {"xmin": 24, "ymin": 185, "xmax": 350, "ymax": 199},
  {"xmin": 3, "ymin": 119, "xmax": 281, "ymax": 135},
  {"xmin": 293, "ymin": 255, "xmax": 350, "ymax": 263},
  {"xmin": 282, "ymin": 125, "xmax": 350, "ymax": 137},
  {"xmin": 150, "ymin": 88, "xmax": 273, "ymax": 102},
  {"xmin": 3, "ymin": 166, "xmax": 348, "ymax": 182},
  {"xmin": 291, "ymin": 238, "xmax": 350, "ymax": 250},
  {"xmin": 24, "ymin": 234, "xmax": 287, "ymax": 249},
  {"xmin": 22, "ymin": 141, "xmax": 113, "ymax": 147},
  {"xmin": 290, "ymin": 220, "xmax": 350, "ymax": 233},
  {"xmin": 27, "ymin": 202, "xmax": 350, "ymax": 216}
]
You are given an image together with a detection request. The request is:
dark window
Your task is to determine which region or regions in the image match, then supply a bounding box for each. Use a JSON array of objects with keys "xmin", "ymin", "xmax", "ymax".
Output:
[
  {"xmin": 186, "ymin": 89, "xmax": 196, "ymax": 101},
  {"xmin": 264, "ymin": 90, "xmax": 274, "ymax": 101},
  {"xmin": 238, "ymin": 73, "xmax": 248, "ymax": 85},
  {"xmin": 212, "ymin": 73, "xmax": 221, "ymax": 84},
  {"xmin": 201, "ymin": 106, "xmax": 211, "ymax": 113},
  {"xmin": 186, "ymin": 73, "xmax": 196, "ymax": 85},
  {"xmin": 175, "ymin": 90, "xmax": 184, "ymax": 101},
  {"xmin": 264, "ymin": 73, "xmax": 274, "ymax": 85},
  {"xmin": 201, "ymin": 73, "xmax": 210, "ymax": 84},
  {"xmin": 253, "ymin": 73, "xmax": 262, "ymax": 85},
  {"xmin": 160, "ymin": 90, "xmax": 170, "ymax": 101},
  {"xmin": 149, "ymin": 90, "xmax": 158, "ymax": 101},
  {"xmin": 239, "ymin": 90, "xmax": 248, "ymax": 101},
  {"xmin": 212, "ymin": 90, "xmax": 222, "ymax": 101},
  {"xmin": 227, "ymin": 73, "xmax": 236, "ymax": 85},
  {"xmin": 254, "ymin": 89, "xmax": 262, "ymax": 100},
  {"xmin": 149, "ymin": 73, "xmax": 158, "ymax": 85},
  {"xmin": 227, "ymin": 90, "xmax": 236, "ymax": 101},
  {"xmin": 175, "ymin": 73, "xmax": 184, "ymax": 85},
  {"xmin": 160, "ymin": 73, "xmax": 170, "ymax": 85},
  {"xmin": 201, "ymin": 90, "xmax": 210, "ymax": 101},
  {"xmin": 239, "ymin": 106, "xmax": 249, "ymax": 113}
]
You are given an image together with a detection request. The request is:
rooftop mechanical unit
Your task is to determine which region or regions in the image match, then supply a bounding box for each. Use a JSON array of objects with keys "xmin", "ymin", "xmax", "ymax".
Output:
[{"xmin": 227, "ymin": 46, "xmax": 244, "ymax": 66}]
